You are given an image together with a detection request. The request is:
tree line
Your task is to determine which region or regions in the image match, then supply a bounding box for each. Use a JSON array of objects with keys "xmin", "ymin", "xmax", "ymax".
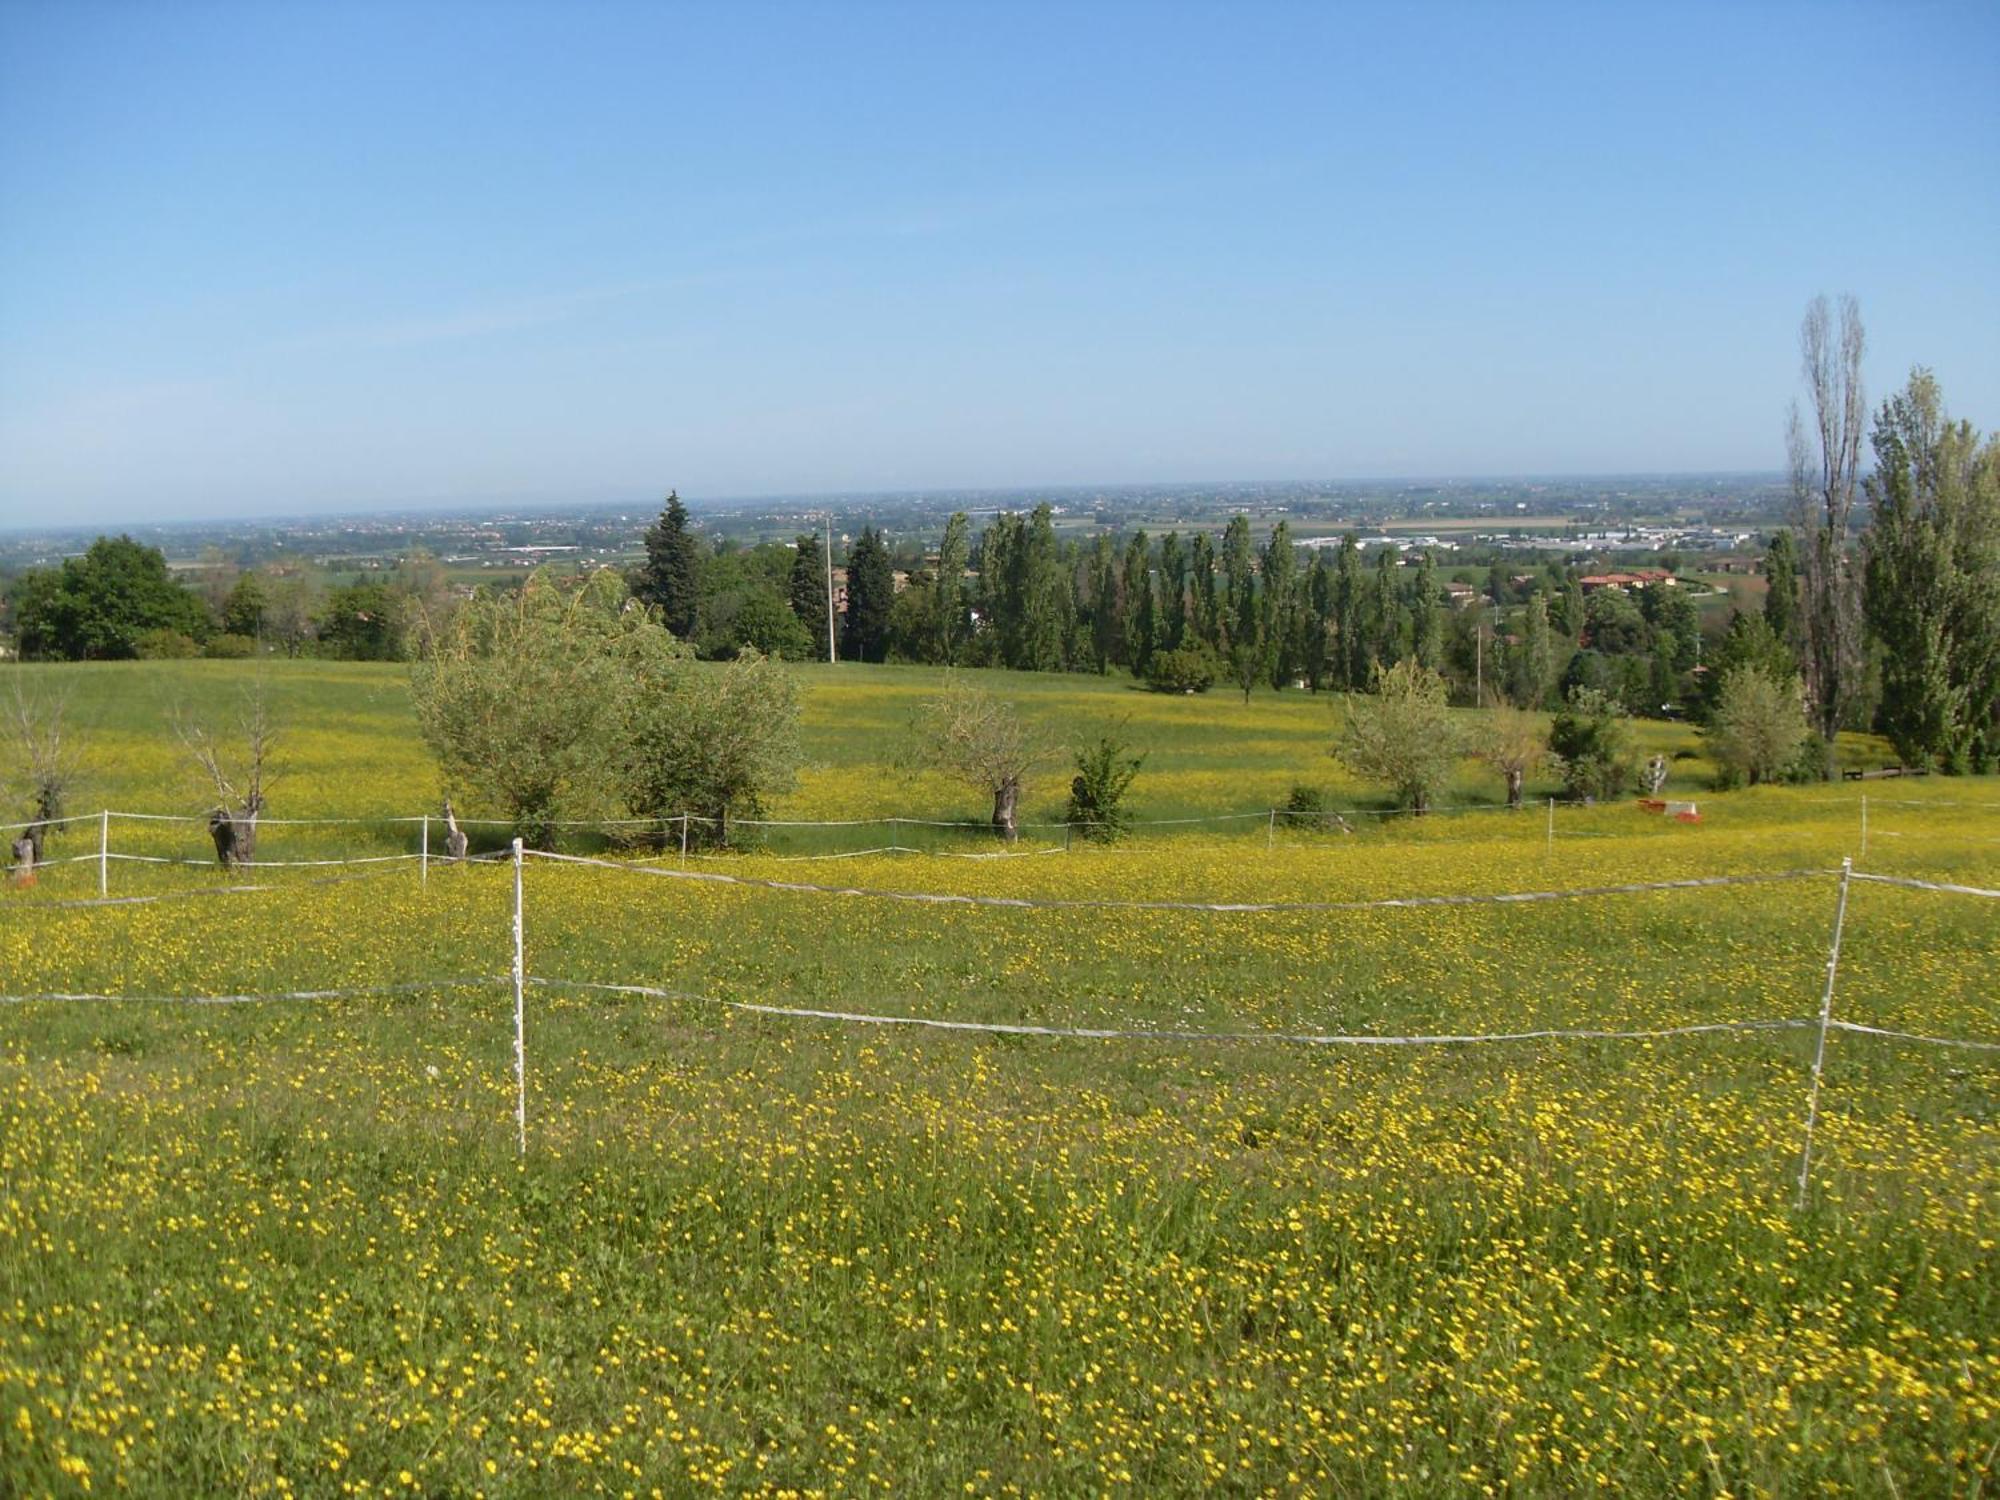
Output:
[{"xmin": 2, "ymin": 537, "xmax": 455, "ymax": 662}]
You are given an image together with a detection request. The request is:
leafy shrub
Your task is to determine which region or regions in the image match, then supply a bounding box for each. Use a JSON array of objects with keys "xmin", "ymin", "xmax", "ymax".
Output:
[
  {"xmin": 1065, "ymin": 735, "xmax": 1145, "ymax": 843},
  {"xmin": 202, "ymin": 632, "xmax": 258, "ymax": 660},
  {"xmin": 134, "ymin": 628, "xmax": 199, "ymax": 660},
  {"xmin": 1282, "ymin": 783, "xmax": 1345, "ymax": 833},
  {"xmin": 1145, "ymin": 647, "xmax": 1217, "ymax": 694},
  {"xmin": 1548, "ymin": 687, "xmax": 1632, "ymax": 801}
]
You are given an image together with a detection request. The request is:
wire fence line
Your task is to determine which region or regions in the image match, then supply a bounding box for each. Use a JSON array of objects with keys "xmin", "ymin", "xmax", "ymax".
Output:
[
  {"xmin": 8, "ymin": 788, "xmax": 1990, "ymax": 893},
  {"xmin": 1, "ymin": 844, "xmax": 1994, "ymax": 1198}
]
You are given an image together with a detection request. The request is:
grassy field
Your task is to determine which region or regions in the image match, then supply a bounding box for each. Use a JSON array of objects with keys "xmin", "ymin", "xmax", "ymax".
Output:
[{"xmin": 0, "ymin": 660, "xmax": 1995, "ymax": 1495}]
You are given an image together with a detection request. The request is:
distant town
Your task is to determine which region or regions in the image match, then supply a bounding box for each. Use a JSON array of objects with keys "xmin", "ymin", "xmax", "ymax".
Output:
[{"xmin": 0, "ymin": 471, "xmax": 1790, "ymax": 583}]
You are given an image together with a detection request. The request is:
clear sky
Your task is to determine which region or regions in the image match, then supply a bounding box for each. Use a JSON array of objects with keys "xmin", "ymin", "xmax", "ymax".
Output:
[{"xmin": 2, "ymin": 0, "xmax": 1996, "ymax": 524}]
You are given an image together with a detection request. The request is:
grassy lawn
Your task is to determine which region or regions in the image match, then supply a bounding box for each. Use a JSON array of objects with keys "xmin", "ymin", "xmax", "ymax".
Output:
[{"xmin": 0, "ymin": 659, "xmax": 1992, "ymax": 1495}]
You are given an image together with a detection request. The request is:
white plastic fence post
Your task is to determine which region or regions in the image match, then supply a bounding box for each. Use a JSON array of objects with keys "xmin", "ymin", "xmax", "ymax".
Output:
[
  {"xmin": 421, "ymin": 814, "xmax": 430, "ymax": 886},
  {"xmin": 679, "ymin": 813, "xmax": 689, "ymax": 867},
  {"xmin": 511, "ymin": 837, "xmax": 527, "ymax": 1158},
  {"xmin": 1267, "ymin": 808, "xmax": 1276, "ymax": 851},
  {"xmin": 98, "ymin": 809, "xmax": 109, "ymax": 898},
  {"xmin": 1860, "ymin": 794, "xmax": 1867, "ymax": 860},
  {"xmin": 1795, "ymin": 857, "xmax": 1854, "ymax": 1209}
]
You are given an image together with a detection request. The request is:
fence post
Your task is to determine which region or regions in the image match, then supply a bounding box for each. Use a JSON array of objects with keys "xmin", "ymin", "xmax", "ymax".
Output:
[
  {"xmin": 1860, "ymin": 794, "xmax": 1867, "ymax": 860},
  {"xmin": 98, "ymin": 809, "xmax": 109, "ymax": 898},
  {"xmin": 1795, "ymin": 857, "xmax": 1854, "ymax": 1209},
  {"xmin": 511, "ymin": 837, "xmax": 527, "ymax": 1158},
  {"xmin": 1546, "ymin": 797, "xmax": 1554, "ymax": 857},
  {"xmin": 421, "ymin": 814, "xmax": 429, "ymax": 886},
  {"xmin": 1064, "ymin": 821, "xmax": 1072, "ymax": 853},
  {"xmin": 679, "ymin": 813, "xmax": 689, "ymax": 867},
  {"xmin": 1267, "ymin": 808, "xmax": 1276, "ymax": 851}
]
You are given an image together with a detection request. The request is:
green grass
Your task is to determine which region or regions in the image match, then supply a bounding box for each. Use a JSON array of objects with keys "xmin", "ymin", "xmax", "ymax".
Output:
[{"xmin": 0, "ymin": 659, "xmax": 1993, "ymax": 1496}]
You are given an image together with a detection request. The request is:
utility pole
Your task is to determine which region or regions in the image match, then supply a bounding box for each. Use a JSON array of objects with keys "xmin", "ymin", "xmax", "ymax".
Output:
[{"xmin": 824, "ymin": 513, "xmax": 837, "ymax": 664}]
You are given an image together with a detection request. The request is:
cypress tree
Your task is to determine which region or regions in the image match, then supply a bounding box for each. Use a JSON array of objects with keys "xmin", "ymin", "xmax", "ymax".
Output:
[
  {"xmin": 788, "ymin": 531, "xmax": 829, "ymax": 657},
  {"xmin": 639, "ymin": 491, "xmax": 703, "ymax": 638},
  {"xmin": 842, "ymin": 526, "xmax": 895, "ymax": 663}
]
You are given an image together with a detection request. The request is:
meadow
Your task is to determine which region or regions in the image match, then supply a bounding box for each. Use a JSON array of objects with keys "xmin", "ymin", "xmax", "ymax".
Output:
[{"xmin": 0, "ymin": 660, "xmax": 1995, "ymax": 1496}]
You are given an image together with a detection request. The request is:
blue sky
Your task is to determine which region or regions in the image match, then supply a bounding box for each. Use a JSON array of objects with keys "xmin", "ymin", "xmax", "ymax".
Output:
[{"xmin": 2, "ymin": 0, "xmax": 1995, "ymax": 524}]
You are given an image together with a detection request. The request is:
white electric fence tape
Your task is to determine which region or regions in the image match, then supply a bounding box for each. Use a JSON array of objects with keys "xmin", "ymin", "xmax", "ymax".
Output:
[
  {"xmin": 519, "ymin": 850, "xmax": 1832, "ymax": 914},
  {"xmin": 527, "ymin": 976, "xmax": 1825, "ymax": 1047}
]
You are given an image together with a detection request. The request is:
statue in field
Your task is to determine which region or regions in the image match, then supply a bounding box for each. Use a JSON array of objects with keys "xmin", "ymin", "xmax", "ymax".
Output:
[
  {"xmin": 1642, "ymin": 753, "xmax": 1669, "ymax": 796},
  {"xmin": 9, "ymin": 834, "xmax": 34, "ymax": 886}
]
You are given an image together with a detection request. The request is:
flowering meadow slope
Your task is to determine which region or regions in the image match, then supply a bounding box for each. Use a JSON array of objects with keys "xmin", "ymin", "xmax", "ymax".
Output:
[{"xmin": 0, "ymin": 661, "xmax": 1994, "ymax": 1495}]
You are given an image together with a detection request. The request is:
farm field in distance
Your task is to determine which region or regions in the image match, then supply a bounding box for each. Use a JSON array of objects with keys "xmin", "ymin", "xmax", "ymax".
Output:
[{"xmin": 0, "ymin": 659, "xmax": 1995, "ymax": 1495}]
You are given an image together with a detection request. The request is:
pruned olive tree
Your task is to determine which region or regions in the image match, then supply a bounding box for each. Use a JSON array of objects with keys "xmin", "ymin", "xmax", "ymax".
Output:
[
  {"xmin": 1334, "ymin": 660, "xmax": 1464, "ymax": 814},
  {"xmin": 410, "ymin": 569, "xmax": 684, "ymax": 848},
  {"xmin": 909, "ymin": 677, "xmax": 1054, "ymax": 840},
  {"xmin": 624, "ymin": 648, "xmax": 801, "ymax": 847},
  {"xmin": 173, "ymin": 685, "xmax": 277, "ymax": 868},
  {"xmin": 1474, "ymin": 699, "xmax": 1549, "ymax": 809},
  {"xmin": 5, "ymin": 677, "xmax": 79, "ymax": 867}
]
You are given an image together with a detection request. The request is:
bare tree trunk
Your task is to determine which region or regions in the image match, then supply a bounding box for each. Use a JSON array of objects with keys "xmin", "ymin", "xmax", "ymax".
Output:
[
  {"xmin": 208, "ymin": 808, "xmax": 258, "ymax": 869},
  {"xmin": 992, "ymin": 776, "xmax": 1020, "ymax": 842},
  {"xmin": 1788, "ymin": 294, "xmax": 1866, "ymax": 769},
  {"xmin": 1505, "ymin": 767, "xmax": 1524, "ymax": 808}
]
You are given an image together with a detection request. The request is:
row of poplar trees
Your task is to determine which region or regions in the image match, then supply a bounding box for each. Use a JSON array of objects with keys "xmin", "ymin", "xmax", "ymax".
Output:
[{"xmin": 831, "ymin": 506, "xmax": 1457, "ymax": 693}]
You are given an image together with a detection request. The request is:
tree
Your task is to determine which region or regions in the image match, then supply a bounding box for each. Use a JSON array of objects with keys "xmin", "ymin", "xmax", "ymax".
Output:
[
  {"xmin": 390, "ymin": 548, "xmax": 454, "ymax": 657},
  {"xmin": 4, "ymin": 678, "xmax": 77, "ymax": 864},
  {"xmin": 1707, "ymin": 664, "xmax": 1810, "ymax": 788},
  {"xmin": 1222, "ymin": 516, "xmax": 1256, "ymax": 653},
  {"xmin": 1065, "ymin": 733, "xmax": 1145, "ymax": 843},
  {"xmin": 1157, "ymin": 532, "xmax": 1188, "ymax": 652},
  {"xmin": 1333, "ymin": 535, "xmax": 1367, "ymax": 689},
  {"xmin": 318, "ymin": 581, "xmax": 401, "ymax": 660},
  {"xmin": 842, "ymin": 526, "xmax": 895, "ymax": 663},
  {"xmin": 1334, "ymin": 660, "xmax": 1463, "ymax": 814},
  {"xmin": 1261, "ymin": 522, "xmax": 1298, "ymax": 688},
  {"xmin": 1762, "ymin": 529, "xmax": 1799, "ymax": 649},
  {"xmin": 222, "ymin": 571, "xmax": 269, "ymax": 640},
  {"xmin": 639, "ymin": 491, "xmax": 703, "ymax": 638},
  {"xmin": 909, "ymin": 677, "xmax": 1053, "ymax": 841},
  {"xmin": 174, "ymin": 684, "xmax": 278, "ymax": 868},
  {"xmin": 1408, "ymin": 551, "xmax": 1442, "ymax": 671},
  {"xmin": 1120, "ymin": 531, "xmax": 1155, "ymax": 675},
  {"xmin": 1302, "ymin": 548, "xmax": 1335, "ymax": 691},
  {"xmin": 262, "ymin": 569, "xmax": 323, "ymax": 658},
  {"xmin": 1548, "ymin": 687, "xmax": 1632, "ymax": 802},
  {"xmin": 1086, "ymin": 533, "xmax": 1122, "ymax": 672},
  {"xmin": 1787, "ymin": 294, "xmax": 1866, "ymax": 760},
  {"xmin": 1188, "ymin": 532, "xmax": 1220, "ymax": 650},
  {"xmin": 1513, "ymin": 592, "xmax": 1557, "ymax": 709},
  {"xmin": 932, "ymin": 512, "xmax": 973, "ymax": 665},
  {"xmin": 12, "ymin": 535, "xmax": 211, "ymax": 660},
  {"xmin": 1862, "ymin": 369, "xmax": 2000, "ymax": 772},
  {"xmin": 788, "ymin": 530, "xmax": 831, "ymax": 659},
  {"xmin": 411, "ymin": 569, "xmax": 684, "ymax": 847},
  {"xmin": 1475, "ymin": 700, "xmax": 1548, "ymax": 809},
  {"xmin": 625, "ymin": 649, "xmax": 801, "ymax": 846}
]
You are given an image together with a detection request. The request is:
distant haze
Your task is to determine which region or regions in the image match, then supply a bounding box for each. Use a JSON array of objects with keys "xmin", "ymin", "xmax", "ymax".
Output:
[{"xmin": 2, "ymin": 1, "xmax": 1996, "ymax": 527}]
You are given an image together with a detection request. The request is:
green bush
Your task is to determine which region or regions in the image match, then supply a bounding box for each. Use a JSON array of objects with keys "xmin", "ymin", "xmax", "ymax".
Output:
[
  {"xmin": 133, "ymin": 628, "xmax": 199, "ymax": 660},
  {"xmin": 1145, "ymin": 647, "xmax": 1217, "ymax": 694},
  {"xmin": 1548, "ymin": 687, "xmax": 1632, "ymax": 801},
  {"xmin": 1065, "ymin": 735, "xmax": 1145, "ymax": 843},
  {"xmin": 202, "ymin": 632, "xmax": 258, "ymax": 659}
]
